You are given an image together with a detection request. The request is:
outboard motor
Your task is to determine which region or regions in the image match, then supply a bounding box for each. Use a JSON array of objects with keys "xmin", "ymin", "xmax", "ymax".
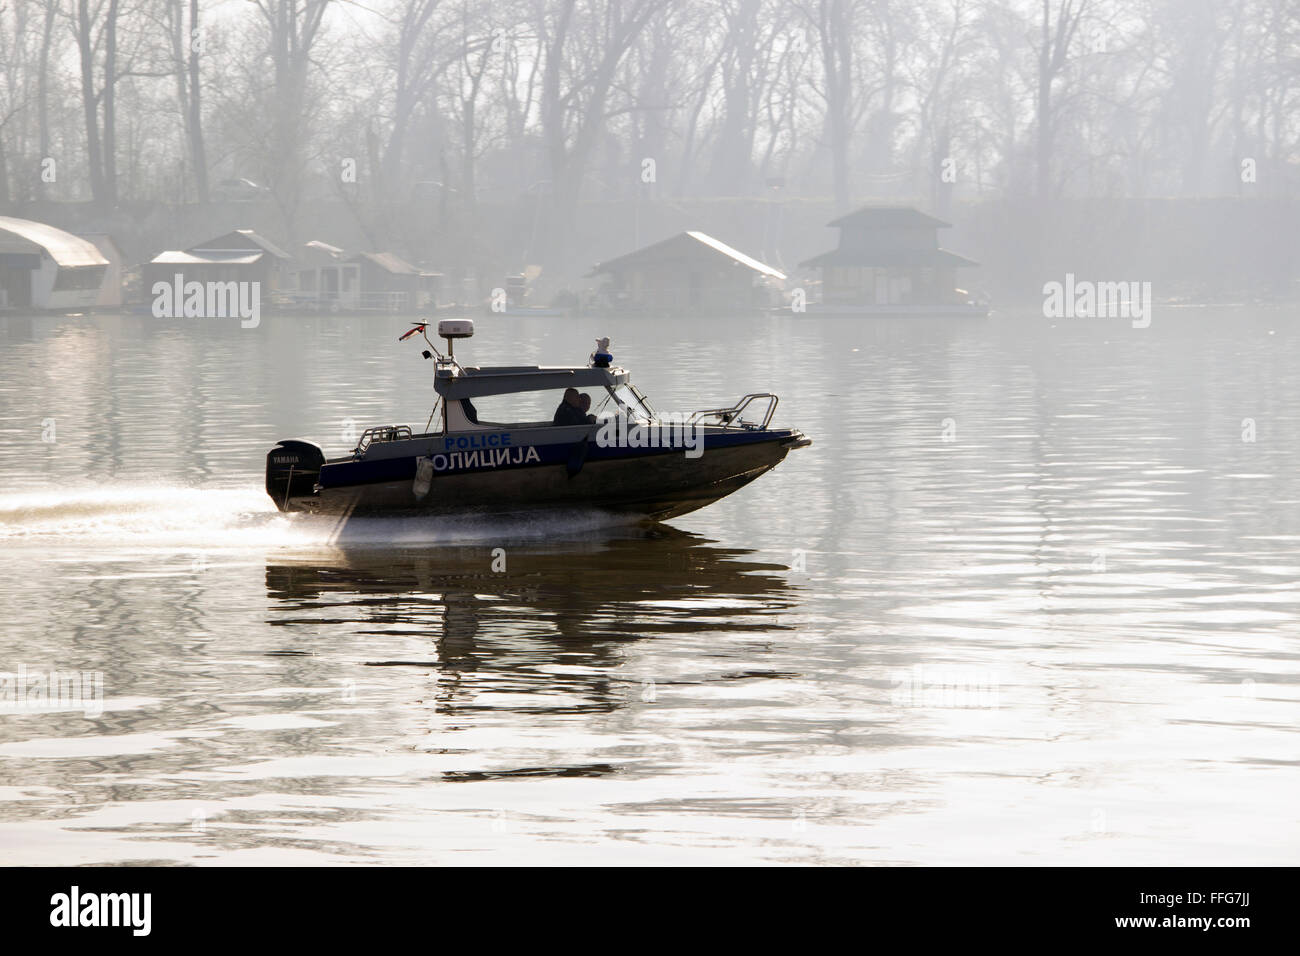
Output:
[{"xmin": 266, "ymin": 439, "xmax": 325, "ymax": 511}]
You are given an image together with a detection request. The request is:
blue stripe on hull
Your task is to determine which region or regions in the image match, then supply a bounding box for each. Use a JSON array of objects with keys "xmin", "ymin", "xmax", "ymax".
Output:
[{"xmin": 317, "ymin": 428, "xmax": 800, "ymax": 491}]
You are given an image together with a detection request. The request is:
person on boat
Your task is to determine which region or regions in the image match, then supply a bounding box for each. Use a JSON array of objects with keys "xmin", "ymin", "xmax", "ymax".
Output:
[
  {"xmin": 553, "ymin": 388, "xmax": 587, "ymax": 426},
  {"xmin": 578, "ymin": 393, "xmax": 597, "ymax": 424}
]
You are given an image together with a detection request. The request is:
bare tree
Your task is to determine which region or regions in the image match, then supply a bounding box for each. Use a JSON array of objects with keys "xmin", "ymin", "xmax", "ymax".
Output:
[
  {"xmin": 798, "ymin": 0, "xmax": 862, "ymax": 210},
  {"xmin": 35, "ymin": 0, "xmax": 59, "ymax": 199},
  {"xmin": 902, "ymin": 0, "xmax": 977, "ymax": 213},
  {"xmin": 249, "ymin": 0, "xmax": 332, "ymax": 228},
  {"xmin": 1035, "ymin": 0, "xmax": 1089, "ymax": 200},
  {"xmin": 187, "ymin": 0, "xmax": 206, "ymax": 200},
  {"xmin": 536, "ymin": 0, "xmax": 665, "ymax": 267},
  {"xmin": 380, "ymin": 0, "xmax": 447, "ymax": 196}
]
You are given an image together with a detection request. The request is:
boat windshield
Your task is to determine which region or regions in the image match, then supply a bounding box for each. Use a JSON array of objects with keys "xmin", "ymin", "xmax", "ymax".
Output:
[{"xmin": 599, "ymin": 383, "xmax": 656, "ymax": 421}]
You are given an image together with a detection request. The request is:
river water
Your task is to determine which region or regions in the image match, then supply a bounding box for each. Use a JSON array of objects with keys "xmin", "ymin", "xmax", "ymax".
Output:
[{"xmin": 0, "ymin": 308, "xmax": 1295, "ymax": 865}]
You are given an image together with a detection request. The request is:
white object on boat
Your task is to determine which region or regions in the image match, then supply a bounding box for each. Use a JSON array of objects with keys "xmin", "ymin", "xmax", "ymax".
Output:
[
  {"xmin": 437, "ymin": 319, "xmax": 474, "ymax": 339},
  {"xmin": 412, "ymin": 457, "xmax": 435, "ymax": 499}
]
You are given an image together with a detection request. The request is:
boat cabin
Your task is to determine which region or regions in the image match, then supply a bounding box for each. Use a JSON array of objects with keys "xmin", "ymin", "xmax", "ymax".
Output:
[
  {"xmin": 347, "ymin": 322, "xmax": 656, "ymax": 462},
  {"xmin": 340, "ymin": 320, "xmax": 776, "ymax": 474},
  {"xmin": 435, "ymin": 364, "xmax": 653, "ymax": 432}
]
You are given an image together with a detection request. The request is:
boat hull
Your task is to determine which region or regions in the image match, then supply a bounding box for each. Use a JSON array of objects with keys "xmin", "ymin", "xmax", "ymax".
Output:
[{"xmin": 277, "ymin": 431, "xmax": 808, "ymax": 521}]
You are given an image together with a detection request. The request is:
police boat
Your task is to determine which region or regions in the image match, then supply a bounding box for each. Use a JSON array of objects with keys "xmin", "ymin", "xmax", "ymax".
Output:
[{"xmin": 266, "ymin": 320, "xmax": 811, "ymax": 520}]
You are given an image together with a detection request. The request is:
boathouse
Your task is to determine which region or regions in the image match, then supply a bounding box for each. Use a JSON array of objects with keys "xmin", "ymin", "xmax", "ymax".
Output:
[
  {"xmin": 352, "ymin": 251, "xmax": 439, "ymax": 311},
  {"xmin": 144, "ymin": 229, "xmax": 292, "ymax": 294},
  {"xmin": 800, "ymin": 207, "xmax": 979, "ymax": 307},
  {"xmin": 0, "ymin": 216, "xmax": 110, "ymax": 310},
  {"xmin": 289, "ymin": 241, "xmax": 440, "ymax": 311},
  {"xmin": 589, "ymin": 231, "xmax": 785, "ymax": 312},
  {"xmin": 288, "ymin": 240, "xmax": 352, "ymax": 308}
]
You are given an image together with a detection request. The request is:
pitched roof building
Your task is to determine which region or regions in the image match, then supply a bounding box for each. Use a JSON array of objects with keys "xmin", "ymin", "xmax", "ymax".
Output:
[
  {"xmin": 0, "ymin": 216, "xmax": 110, "ymax": 310},
  {"xmin": 144, "ymin": 229, "xmax": 293, "ymax": 294},
  {"xmin": 287, "ymin": 241, "xmax": 440, "ymax": 312},
  {"xmin": 800, "ymin": 207, "xmax": 980, "ymax": 308},
  {"xmin": 589, "ymin": 231, "xmax": 785, "ymax": 313}
]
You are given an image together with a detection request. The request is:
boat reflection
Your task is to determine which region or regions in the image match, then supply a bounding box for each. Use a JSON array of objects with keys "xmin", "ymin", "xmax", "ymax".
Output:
[{"xmin": 265, "ymin": 525, "xmax": 801, "ymax": 722}]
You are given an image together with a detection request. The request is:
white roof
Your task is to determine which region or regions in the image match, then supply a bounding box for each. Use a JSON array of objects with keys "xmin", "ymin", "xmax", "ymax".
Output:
[
  {"xmin": 304, "ymin": 240, "xmax": 346, "ymax": 257},
  {"xmin": 591, "ymin": 230, "xmax": 785, "ymax": 279},
  {"xmin": 436, "ymin": 365, "xmax": 631, "ymax": 399},
  {"xmin": 0, "ymin": 216, "xmax": 110, "ymax": 268},
  {"xmin": 151, "ymin": 250, "xmax": 263, "ymax": 265},
  {"xmin": 685, "ymin": 231, "xmax": 785, "ymax": 279}
]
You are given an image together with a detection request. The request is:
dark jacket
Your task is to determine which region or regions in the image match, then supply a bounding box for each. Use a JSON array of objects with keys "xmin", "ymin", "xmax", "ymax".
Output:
[{"xmin": 553, "ymin": 401, "xmax": 587, "ymax": 426}]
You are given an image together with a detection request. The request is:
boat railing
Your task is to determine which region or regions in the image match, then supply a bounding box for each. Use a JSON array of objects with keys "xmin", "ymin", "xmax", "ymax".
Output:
[
  {"xmin": 687, "ymin": 393, "xmax": 778, "ymax": 430},
  {"xmin": 354, "ymin": 424, "xmax": 412, "ymax": 456}
]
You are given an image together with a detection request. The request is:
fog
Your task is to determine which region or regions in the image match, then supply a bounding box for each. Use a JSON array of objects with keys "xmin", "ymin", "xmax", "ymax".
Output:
[{"xmin": 1, "ymin": 0, "xmax": 1296, "ymax": 300}]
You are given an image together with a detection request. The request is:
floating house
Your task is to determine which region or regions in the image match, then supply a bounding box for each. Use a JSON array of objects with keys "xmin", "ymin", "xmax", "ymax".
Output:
[
  {"xmin": 589, "ymin": 231, "xmax": 785, "ymax": 313},
  {"xmin": 800, "ymin": 207, "xmax": 982, "ymax": 311},
  {"xmin": 144, "ymin": 229, "xmax": 292, "ymax": 295},
  {"xmin": 0, "ymin": 216, "xmax": 110, "ymax": 310},
  {"xmin": 287, "ymin": 242, "xmax": 440, "ymax": 312},
  {"xmin": 353, "ymin": 251, "xmax": 440, "ymax": 311},
  {"xmin": 288, "ymin": 240, "xmax": 352, "ymax": 307}
]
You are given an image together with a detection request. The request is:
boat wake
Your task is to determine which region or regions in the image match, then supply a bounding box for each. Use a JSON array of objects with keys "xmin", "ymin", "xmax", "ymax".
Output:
[
  {"xmin": 0, "ymin": 484, "xmax": 644, "ymax": 552},
  {"xmin": 0, "ymin": 485, "xmax": 292, "ymax": 547}
]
